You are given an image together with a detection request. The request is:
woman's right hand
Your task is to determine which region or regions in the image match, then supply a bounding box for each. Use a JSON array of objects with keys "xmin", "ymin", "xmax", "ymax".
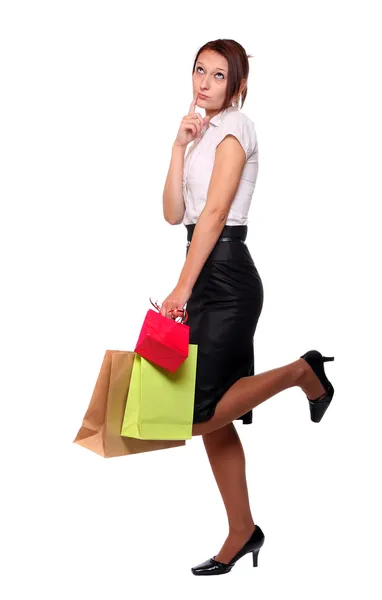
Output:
[{"xmin": 173, "ymin": 90, "xmax": 211, "ymax": 148}]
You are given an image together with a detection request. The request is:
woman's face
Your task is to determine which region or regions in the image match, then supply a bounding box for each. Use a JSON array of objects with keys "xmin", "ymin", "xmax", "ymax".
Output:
[{"xmin": 192, "ymin": 50, "xmax": 229, "ymax": 112}]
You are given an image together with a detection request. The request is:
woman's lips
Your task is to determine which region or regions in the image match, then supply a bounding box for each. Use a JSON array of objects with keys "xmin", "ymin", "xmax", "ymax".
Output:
[{"xmin": 198, "ymin": 93, "xmax": 209, "ymax": 99}]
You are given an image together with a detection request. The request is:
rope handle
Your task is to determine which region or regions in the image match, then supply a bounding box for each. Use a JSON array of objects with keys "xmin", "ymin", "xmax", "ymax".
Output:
[{"xmin": 149, "ymin": 297, "xmax": 189, "ymax": 324}]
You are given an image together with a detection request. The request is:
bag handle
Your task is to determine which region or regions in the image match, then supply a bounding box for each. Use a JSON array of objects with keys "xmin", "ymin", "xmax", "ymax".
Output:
[{"xmin": 149, "ymin": 297, "xmax": 188, "ymax": 324}]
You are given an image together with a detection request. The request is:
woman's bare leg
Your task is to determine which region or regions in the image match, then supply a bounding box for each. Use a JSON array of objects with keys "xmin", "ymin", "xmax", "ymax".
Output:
[
  {"xmin": 202, "ymin": 422, "xmax": 257, "ymax": 564},
  {"xmin": 195, "ymin": 357, "xmax": 326, "ymax": 564},
  {"xmin": 192, "ymin": 357, "xmax": 326, "ymax": 436}
]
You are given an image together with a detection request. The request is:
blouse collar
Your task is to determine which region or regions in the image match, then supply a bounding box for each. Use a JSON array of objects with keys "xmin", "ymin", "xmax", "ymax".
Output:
[{"xmin": 209, "ymin": 104, "xmax": 239, "ymax": 127}]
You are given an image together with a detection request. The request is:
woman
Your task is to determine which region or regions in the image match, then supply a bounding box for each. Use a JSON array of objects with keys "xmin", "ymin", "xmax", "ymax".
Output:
[{"xmin": 161, "ymin": 39, "xmax": 335, "ymax": 576}]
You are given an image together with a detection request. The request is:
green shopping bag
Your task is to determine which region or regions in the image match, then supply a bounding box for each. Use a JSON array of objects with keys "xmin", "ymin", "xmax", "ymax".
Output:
[{"xmin": 121, "ymin": 344, "xmax": 198, "ymax": 441}]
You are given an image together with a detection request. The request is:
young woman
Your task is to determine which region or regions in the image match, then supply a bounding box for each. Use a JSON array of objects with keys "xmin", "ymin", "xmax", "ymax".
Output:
[{"xmin": 161, "ymin": 39, "xmax": 335, "ymax": 576}]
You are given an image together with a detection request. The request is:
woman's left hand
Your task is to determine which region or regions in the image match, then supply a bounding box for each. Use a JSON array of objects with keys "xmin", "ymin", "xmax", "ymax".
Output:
[{"xmin": 160, "ymin": 283, "xmax": 192, "ymax": 319}]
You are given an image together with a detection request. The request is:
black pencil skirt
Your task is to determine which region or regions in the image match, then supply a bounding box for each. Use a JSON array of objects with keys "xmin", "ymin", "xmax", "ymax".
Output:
[{"xmin": 185, "ymin": 224, "xmax": 264, "ymax": 425}]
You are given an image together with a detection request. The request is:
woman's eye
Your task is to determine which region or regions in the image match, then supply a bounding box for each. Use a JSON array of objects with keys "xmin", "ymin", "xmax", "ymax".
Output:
[{"xmin": 196, "ymin": 66, "xmax": 224, "ymax": 79}]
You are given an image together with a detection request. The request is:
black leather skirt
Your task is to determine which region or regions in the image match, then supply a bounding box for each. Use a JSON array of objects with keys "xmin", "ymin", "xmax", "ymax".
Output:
[{"xmin": 185, "ymin": 224, "xmax": 264, "ymax": 425}]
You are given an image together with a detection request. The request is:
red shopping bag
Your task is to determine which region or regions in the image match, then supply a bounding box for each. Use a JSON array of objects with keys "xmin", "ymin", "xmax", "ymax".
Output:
[{"xmin": 134, "ymin": 298, "xmax": 190, "ymax": 373}]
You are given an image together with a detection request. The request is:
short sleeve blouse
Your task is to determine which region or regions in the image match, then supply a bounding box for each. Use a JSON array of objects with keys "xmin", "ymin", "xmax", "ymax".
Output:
[{"xmin": 182, "ymin": 105, "xmax": 259, "ymax": 226}]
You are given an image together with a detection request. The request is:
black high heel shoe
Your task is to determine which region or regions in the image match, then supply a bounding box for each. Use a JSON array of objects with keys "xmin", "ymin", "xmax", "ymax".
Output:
[
  {"xmin": 300, "ymin": 350, "xmax": 335, "ymax": 423},
  {"xmin": 191, "ymin": 525, "xmax": 265, "ymax": 576}
]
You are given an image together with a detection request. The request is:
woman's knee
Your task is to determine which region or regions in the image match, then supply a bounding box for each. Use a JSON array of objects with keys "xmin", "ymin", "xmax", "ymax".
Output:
[{"xmin": 202, "ymin": 421, "xmax": 236, "ymax": 445}]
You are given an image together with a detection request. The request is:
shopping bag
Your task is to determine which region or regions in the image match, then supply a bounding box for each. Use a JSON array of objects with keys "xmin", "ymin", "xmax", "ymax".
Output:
[
  {"xmin": 121, "ymin": 344, "xmax": 198, "ymax": 441},
  {"xmin": 134, "ymin": 299, "xmax": 190, "ymax": 373},
  {"xmin": 73, "ymin": 350, "xmax": 186, "ymax": 458}
]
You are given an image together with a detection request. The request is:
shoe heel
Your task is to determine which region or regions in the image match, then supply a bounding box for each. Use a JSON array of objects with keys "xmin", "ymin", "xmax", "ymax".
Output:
[
  {"xmin": 252, "ymin": 548, "xmax": 260, "ymax": 567},
  {"xmin": 322, "ymin": 356, "xmax": 334, "ymax": 362}
]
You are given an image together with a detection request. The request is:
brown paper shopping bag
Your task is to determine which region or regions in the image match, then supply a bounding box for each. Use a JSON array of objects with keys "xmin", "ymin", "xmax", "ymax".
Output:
[{"xmin": 73, "ymin": 350, "xmax": 186, "ymax": 458}]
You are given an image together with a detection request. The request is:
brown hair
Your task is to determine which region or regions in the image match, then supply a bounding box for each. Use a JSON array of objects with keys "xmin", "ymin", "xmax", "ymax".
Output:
[{"xmin": 191, "ymin": 39, "xmax": 253, "ymax": 111}]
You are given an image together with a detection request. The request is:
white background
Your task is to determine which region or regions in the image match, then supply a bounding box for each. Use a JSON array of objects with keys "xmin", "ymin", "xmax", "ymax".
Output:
[{"xmin": 1, "ymin": 0, "xmax": 381, "ymax": 598}]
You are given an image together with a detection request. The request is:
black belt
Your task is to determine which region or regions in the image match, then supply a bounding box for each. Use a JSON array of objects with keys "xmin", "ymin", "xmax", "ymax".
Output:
[
  {"xmin": 186, "ymin": 237, "xmax": 246, "ymax": 247},
  {"xmin": 185, "ymin": 224, "xmax": 247, "ymax": 247}
]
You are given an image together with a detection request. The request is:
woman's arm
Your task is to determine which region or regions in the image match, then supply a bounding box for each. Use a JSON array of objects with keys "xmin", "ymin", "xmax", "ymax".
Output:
[
  {"xmin": 163, "ymin": 91, "xmax": 210, "ymax": 226},
  {"xmin": 162, "ymin": 143, "xmax": 187, "ymax": 225},
  {"xmin": 176, "ymin": 135, "xmax": 246, "ymax": 292}
]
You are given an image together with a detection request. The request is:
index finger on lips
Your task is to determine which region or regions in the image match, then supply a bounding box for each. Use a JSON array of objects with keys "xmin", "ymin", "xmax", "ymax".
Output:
[{"xmin": 188, "ymin": 89, "xmax": 198, "ymax": 116}]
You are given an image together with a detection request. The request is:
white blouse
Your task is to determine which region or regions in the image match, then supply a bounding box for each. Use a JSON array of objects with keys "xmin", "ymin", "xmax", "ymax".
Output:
[{"xmin": 182, "ymin": 105, "xmax": 258, "ymax": 226}]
